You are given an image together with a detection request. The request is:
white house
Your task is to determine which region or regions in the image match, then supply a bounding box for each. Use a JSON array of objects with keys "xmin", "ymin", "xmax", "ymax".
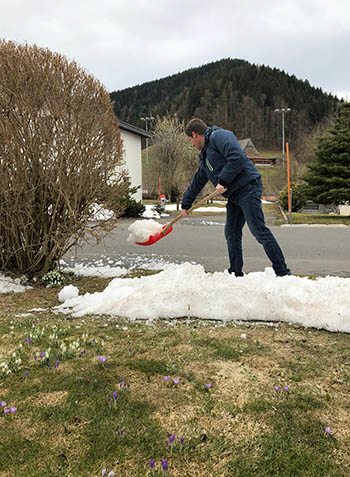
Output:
[
  {"xmin": 118, "ymin": 119, "xmax": 151, "ymax": 202},
  {"xmin": 339, "ymin": 204, "xmax": 350, "ymax": 215}
]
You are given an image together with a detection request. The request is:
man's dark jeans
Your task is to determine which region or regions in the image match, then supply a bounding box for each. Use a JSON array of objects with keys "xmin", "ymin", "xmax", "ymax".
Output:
[{"xmin": 225, "ymin": 178, "xmax": 291, "ymax": 277}]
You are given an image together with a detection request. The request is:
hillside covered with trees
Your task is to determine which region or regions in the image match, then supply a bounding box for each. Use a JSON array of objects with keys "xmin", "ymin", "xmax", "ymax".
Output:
[{"xmin": 110, "ymin": 58, "xmax": 340, "ymax": 148}]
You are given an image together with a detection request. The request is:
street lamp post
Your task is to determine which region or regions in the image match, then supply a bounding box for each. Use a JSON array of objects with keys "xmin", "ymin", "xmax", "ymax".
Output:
[
  {"xmin": 274, "ymin": 108, "xmax": 291, "ymax": 162},
  {"xmin": 140, "ymin": 116, "xmax": 154, "ymax": 165}
]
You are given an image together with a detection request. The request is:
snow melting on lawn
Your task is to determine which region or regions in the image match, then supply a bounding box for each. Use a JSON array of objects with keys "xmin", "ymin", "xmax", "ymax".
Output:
[
  {"xmin": 61, "ymin": 254, "xmax": 187, "ymax": 277},
  {"xmin": 0, "ymin": 274, "xmax": 29, "ymax": 294},
  {"xmin": 57, "ymin": 262, "xmax": 350, "ymax": 333}
]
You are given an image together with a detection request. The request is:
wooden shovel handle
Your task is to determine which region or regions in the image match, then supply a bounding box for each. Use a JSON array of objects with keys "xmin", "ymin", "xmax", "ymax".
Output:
[{"xmin": 161, "ymin": 190, "xmax": 219, "ymax": 235}]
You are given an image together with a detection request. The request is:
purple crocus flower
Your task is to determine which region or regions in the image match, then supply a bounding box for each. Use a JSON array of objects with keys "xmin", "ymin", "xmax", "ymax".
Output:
[
  {"xmin": 10, "ymin": 407, "xmax": 17, "ymax": 414},
  {"xmin": 180, "ymin": 436, "xmax": 184, "ymax": 444},
  {"xmin": 4, "ymin": 408, "xmax": 10, "ymax": 414},
  {"xmin": 325, "ymin": 426, "xmax": 333, "ymax": 435},
  {"xmin": 284, "ymin": 386, "xmax": 289, "ymax": 392},
  {"xmin": 40, "ymin": 351, "xmax": 46, "ymax": 359},
  {"xmin": 173, "ymin": 378, "xmax": 180, "ymax": 384},
  {"xmin": 169, "ymin": 434, "xmax": 176, "ymax": 443},
  {"xmin": 161, "ymin": 459, "xmax": 168, "ymax": 471},
  {"xmin": 149, "ymin": 459, "xmax": 155, "ymax": 468},
  {"xmin": 98, "ymin": 356, "xmax": 107, "ymax": 363},
  {"xmin": 108, "ymin": 472, "xmax": 115, "ymax": 477},
  {"xmin": 205, "ymin": 383, "xmax": 212, "ymax": 389},
  {"xmin": 274, "ymin": 385, "xmax": 280, "ymax": 391},
  {"xmin": 112, "ymin": 391, "xmax": 118, "ymax": 400},
  {"xmin": 101, "ymin": 470, "xmax": 107, "ymax": 476},
  {"xmin": 164, "ymin": 376, "xmax": 170, "ymax": 382},
  {"xmin": 1, "ymin": 401, "xmax": 6, "ymax": 408},
  {"xmin": 24, "ymin": 371, "xmax": 29, "ymax": 378}
]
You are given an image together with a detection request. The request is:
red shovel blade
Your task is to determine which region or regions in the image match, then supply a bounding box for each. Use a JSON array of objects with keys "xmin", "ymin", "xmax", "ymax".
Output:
[{"xmin": 136, "ymin": 223, "xmax": 173, "ymax": 246}]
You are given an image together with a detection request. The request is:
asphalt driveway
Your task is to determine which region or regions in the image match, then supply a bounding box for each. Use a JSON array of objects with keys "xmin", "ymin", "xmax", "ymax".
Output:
[{"xmin": 64, "ymin": 216, "xmax": 350, "ymax": 277}]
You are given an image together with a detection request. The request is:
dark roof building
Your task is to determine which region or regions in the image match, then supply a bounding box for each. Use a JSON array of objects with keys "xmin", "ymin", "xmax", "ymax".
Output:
[{"xmin": 238, "ymin": 138, "xmax": 276, "ymax": 166}]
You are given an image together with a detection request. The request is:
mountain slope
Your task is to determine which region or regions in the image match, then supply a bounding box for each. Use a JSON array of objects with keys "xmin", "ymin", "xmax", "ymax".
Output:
[{"xmin": 110, "ymin": 58, "xmax": 339, "ymax": 147}]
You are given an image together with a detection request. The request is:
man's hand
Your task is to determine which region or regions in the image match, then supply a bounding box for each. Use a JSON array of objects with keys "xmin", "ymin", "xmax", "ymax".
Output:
[
  {"xmin": 216, "ymin": 184, "xmax": 227, "ymax": 195},
  {"xmin": 181, "ymin": 209, "xmax": 189, "ymax": 217}
]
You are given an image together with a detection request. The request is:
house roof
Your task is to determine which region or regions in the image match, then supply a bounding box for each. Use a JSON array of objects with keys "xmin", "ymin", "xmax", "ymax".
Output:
[
  {"xmin": 238, "ymin": 138, "xmax": 261, "ymax": 156},
  {"xmin": 118, "ymin": 119, "xmax": 152, "ymax": 139}
]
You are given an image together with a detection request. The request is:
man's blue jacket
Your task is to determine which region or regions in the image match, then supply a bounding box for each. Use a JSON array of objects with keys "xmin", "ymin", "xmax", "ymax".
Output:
[{"xmin": 181, "ymin": 126, "xmax": 261, "ymax": 210}]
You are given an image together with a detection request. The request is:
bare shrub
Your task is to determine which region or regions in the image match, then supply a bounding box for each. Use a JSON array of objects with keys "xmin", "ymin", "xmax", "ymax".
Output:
[
  {"xmin": 0, "ymin": 40, "xmax": 127, "ymax": 277},
  {"xmin": 152, "ymin": 116, "xmax": 198, "ymax": 199}
]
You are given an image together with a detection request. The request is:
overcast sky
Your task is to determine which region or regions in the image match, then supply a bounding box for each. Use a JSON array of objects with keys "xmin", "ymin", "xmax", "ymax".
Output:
[{"xmin": 1, "ymin": 0, "xmax": 349, "ymax": 100}]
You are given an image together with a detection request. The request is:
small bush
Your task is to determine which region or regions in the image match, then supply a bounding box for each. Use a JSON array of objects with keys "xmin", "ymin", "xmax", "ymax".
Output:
[
  {"xmin": 152, "ymin": 204, "xmax": 164, "ymax": 216},
  {"xmin": 0, "ymin": 41, "xmax": 126, "ymax": 277},
  {"xmin": 42, "ymin": 270, "xmax": 66, "ymax": 288},
  {"xmin": 279, "ymin": 182, "xmax": 307, "ymax": 212},
  {"xmin": 114, "ymin": 185, "xmax": 145, "ymax": 218}
]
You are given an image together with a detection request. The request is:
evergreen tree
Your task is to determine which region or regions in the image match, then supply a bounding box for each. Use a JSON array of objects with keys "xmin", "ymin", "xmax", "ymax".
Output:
[{"xmin": 303, "ymin": 103, "xmax": 350, "ymax": 205}]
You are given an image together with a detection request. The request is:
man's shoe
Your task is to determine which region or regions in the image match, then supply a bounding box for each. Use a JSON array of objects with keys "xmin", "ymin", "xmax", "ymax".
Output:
[
  {"xmin": 276, "ymin": 271, "xmax": 292, "ymax": 277},
  {"xmin": 227, "ymin": 269, "xmax": 244, "ymax": 277}
]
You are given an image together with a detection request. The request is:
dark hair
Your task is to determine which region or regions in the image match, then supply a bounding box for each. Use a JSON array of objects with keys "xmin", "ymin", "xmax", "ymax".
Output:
[{"xmin": 185, "ymin": 118, "xmax": 207, "ymax": 136}]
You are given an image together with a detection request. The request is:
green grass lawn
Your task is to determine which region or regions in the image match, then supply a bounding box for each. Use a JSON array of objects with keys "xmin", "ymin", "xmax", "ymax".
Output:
[
  {"xmin": 289, "ymin": 213, "xmax": 350, "ymax": 225},
  {"xmin": 1, "ymin": 276, "xmax": 350, "ymax": 476},
  {"xmin": 275, "ymin": 213, "xmax": 350, "ymax": 226}
]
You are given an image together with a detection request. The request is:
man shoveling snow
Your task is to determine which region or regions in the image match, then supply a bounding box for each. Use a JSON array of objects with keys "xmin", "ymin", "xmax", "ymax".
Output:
[{"xmin": 181, "ymin": 118, "xmax": 291, "ymax": 277}]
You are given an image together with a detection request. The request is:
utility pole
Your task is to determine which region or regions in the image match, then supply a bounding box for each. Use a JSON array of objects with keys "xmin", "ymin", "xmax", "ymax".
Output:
[
  {"xmin": 274, "ymin": 108, "xmax": 291, "ymax": 162},
  {"xmin": 140, "ymin": 116, "xmax": 154, "ymax": 165}
]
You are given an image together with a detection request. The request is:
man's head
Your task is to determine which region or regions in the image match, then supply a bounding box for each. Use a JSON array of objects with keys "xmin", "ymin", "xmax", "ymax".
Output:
[{"xmin": 185, "ymin": 118, "xmax": 207, "ymax": 151}]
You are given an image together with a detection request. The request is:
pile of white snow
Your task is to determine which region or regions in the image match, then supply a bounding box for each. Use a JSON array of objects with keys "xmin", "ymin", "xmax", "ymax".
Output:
[
  {"xmin": 58, "ymin": 285, "xmax": 79, "ymax": 303},
  {"xmin": 142, "ymin": 205, "xmax": 169, "ymax": 218},
  {"xmin": 90, "ymin": 204, "xmax": 114, "ymax": 221},
  {"xmin": 0, "ymin": 274, "xmax": 28, "ymax": 294},
  {"xmin": 57, "ymin": 263, "xmax": 350, "ymax": 333},
  {"xmin": 127, "ymin": 219, "xmax": 164, "ymax": 243},
  {"xmin": 63, "ymin": 263, "xmax": 128, "ymax": 278}
]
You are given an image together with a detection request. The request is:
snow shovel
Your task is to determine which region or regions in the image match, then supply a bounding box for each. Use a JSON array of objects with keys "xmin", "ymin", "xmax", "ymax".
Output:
[{"xmin": 136, "ymin": 190, "xmax": 218, "ymax": 246}]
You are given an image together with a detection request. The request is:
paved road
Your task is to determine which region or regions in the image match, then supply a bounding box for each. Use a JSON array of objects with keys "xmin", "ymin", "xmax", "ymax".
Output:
[{"xmin": 64, "ymin": 216, "xmax": 350, "ymax": 277}]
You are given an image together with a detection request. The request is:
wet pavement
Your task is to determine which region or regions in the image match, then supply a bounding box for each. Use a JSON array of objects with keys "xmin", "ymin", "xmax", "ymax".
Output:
[{"xmin": 63, "ymin": 216, "xmax": 350, "ymax": 277}]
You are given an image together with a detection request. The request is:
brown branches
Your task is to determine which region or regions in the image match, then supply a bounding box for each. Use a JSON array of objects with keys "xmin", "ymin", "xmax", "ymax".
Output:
[{"xmin": 0, "ymin": 41, "xmax": 126, "ymax": 277}]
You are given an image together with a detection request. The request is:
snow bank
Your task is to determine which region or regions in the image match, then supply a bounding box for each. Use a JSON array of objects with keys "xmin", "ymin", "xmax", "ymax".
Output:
[
  {"xmin": 142, "ymin": 205, "xmax": 169, "ymax": 218},
  {"xmin": 56, "ymin": 263, "xmax": 350, "ymax": 333},
  {"xmin": 63, "ymin": 263, "xmax": 128, "ymax": 278},
  {"xmin": 127, "ymin": 219, "xmax": 163, "ymax": 243},
  {"xmin": 0, "ymin": 274, "xmax": 28, "ymax": 294},
  {"xmin": 58, "ymin": 285, "xmax": 79, "ymax": 303}
]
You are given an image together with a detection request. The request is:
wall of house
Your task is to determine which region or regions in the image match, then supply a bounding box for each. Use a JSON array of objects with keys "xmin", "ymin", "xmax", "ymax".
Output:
[
  {"xmin": 339, "ymin": 203, "xmax": 350, "ymax": 215},
  {"xmin": 120, "ymin": 129, "xmax": 142, "ymax": 202}
]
